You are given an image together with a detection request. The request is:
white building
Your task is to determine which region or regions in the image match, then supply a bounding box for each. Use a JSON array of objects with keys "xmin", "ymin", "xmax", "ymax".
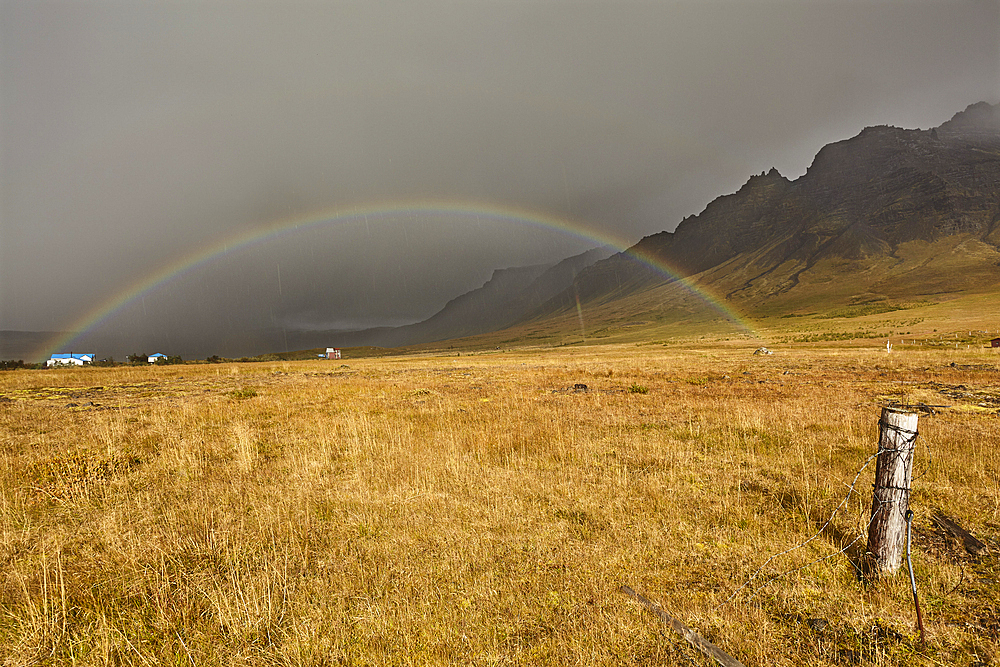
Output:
[
  {"xmin": 148, "ymin": 353, "xmax": 167, "ymax": 363},
  {"xmin": 47, "ymin": 353, "xmax": 95, "ymax": 367}
]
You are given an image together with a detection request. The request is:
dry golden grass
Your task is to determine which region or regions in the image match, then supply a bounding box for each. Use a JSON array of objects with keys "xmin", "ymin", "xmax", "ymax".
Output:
[{"xmin": 1, "ymin": 343, "xmax": 998, "ymax": 665}]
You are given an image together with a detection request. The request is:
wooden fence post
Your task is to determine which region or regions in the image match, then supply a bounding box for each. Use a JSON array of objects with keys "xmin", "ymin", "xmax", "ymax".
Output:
[{"xmin": 865, "ymin": 408, "xmax": 919, "ymax": 575}]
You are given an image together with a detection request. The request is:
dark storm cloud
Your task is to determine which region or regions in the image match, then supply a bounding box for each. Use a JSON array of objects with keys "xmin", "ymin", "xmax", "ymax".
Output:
[{"xmin": 2, "ymin": 1, "xmax": 998, "ymax": 355}]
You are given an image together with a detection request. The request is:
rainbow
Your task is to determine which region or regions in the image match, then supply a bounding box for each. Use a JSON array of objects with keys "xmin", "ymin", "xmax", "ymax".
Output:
[{"xmin": 40, "ymin": 199, "xmax": 755, "ymax": 358}]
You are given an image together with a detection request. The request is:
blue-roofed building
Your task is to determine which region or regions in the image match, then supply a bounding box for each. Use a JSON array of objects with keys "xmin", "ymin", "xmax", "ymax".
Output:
[
  {"xmin": 147, "ymin": 353, "xmax": 168, "ymax": 363},
  {"xmin": 47, "ymin": 353, "xmax": 95, "ymax": 367}
]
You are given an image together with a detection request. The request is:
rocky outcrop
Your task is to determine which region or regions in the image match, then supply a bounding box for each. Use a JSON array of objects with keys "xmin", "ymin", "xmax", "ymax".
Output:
[{"xmin": 936, "ymin": 101, "xmax": 1000, "ymax": 142}]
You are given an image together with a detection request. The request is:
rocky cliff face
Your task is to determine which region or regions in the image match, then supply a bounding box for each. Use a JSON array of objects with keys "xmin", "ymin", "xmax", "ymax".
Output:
[{"xmin": 556, "ymin": 102, "xmax": 1000, "ymax": 312}]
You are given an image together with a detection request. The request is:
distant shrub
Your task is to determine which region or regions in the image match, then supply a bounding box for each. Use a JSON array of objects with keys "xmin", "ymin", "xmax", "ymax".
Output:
[
  {"xmin": 791, "ymin": 330, "xmax": 877, "ymax": 342},
  {"xmin": 154, "ymin": 355, "xmax": 184, "ymax": 365},
  {"xmin": 0, "ymin": 359, "xmax": 27, "ymax": 371},
  {"xmin": 828, "ymin": 301, "xmax": 927, "ymax": 318},
  {"xmin": 235, "ymin": 354, "xmax": 281, "ymax": 363},
  {"xmin": 628, "ymin": 384, "xmax": 649, "ymax": 394},
  {"xmin": 228, "ymin": 388, "xmax": 258, "ymax": 400}
]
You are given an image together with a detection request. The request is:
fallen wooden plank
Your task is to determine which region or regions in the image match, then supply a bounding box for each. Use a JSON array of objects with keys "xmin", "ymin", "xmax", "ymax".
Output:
[
  {"xmin": 932, "ymin": 511, "xmax": 991, "ymax": 557},
  {"xmin": 619, "ymin": 585, "xmax": 745, "ymax": 667}
]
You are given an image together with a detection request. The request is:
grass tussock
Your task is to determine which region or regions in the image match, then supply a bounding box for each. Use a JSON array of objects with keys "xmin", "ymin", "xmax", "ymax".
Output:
[{"xmin": 1, "ymin": 344, "xmax": 998, "ymax": 665}]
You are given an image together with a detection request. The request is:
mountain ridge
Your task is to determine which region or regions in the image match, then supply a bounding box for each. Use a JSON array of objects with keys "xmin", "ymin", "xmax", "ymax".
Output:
[
  {"xmin": 525, "ymin": 102, "xmax": 1000, "ymax": 326},
  {"xmin": 264, "ymin": 244, "xmax": 616, "ymax": 353},
  {"xmin": 321, "ymin": 102, "xmax": 999, "ymax": 349},
  {"xmin": 339, "ymin": 244, "xmax": 617, "ymax": 348}
]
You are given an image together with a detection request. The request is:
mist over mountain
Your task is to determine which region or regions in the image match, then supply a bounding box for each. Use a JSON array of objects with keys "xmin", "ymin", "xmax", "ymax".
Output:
[
  {"xmin": 282, "ymin": 244, "xmax": 616, "ymax": 352},
  {"xmin": 531, "ymin": 102, "xmax": 1000, "ymax": 321}
]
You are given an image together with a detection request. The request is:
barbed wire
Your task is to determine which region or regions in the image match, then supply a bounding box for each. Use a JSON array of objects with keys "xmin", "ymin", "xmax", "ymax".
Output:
[
  {"xmin": 886, "ymin": 402, "xmax": 936, "ymax": 480},
  {"xmin": 718, "ymin": 416, "xmax": 922, "ymax": 608},
  {"xmin": 717, "ymin": 452, "xmax": 878, "ymax": 607}
]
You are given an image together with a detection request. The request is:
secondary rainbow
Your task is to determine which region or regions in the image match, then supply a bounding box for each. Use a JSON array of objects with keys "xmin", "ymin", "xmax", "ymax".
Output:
[{"xmin": 41, "ymin": 200, "xmax": 755, "ymax": 358}]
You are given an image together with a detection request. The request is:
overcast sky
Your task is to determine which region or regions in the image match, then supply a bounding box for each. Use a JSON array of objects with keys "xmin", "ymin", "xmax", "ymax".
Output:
[{"xmin": 2, "ymin": 1, "xmax": 998, "ymax": 354}]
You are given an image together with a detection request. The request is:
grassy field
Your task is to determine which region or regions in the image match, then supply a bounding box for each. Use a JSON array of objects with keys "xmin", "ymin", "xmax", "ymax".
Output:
[{"xmin": 1, "ymin": 340, "xmax": 998, "ymax": 665}]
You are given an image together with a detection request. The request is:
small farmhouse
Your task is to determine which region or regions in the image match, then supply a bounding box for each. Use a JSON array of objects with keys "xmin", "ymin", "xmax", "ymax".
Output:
[
  {"xmin": 47, "ymin": 353, "xmax": 95, "ymax": 367},
  {"xmin": 148, "ymin": 353, "xmax": 167, "ymax": 363},
  {"xmin": 326, "ymin": 348, "xmax": 342, "ymax": 360}
]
